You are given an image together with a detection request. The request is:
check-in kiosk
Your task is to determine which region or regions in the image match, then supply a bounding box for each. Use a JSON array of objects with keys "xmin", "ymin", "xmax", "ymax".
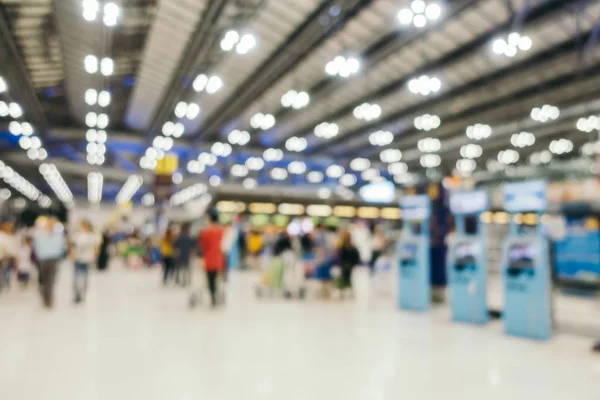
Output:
[
  {"xmin": 447, "ymin": 190, "xmax": 489, "ymax": 324},
  {"xmin": 398, "ymin": 195, "xmax": 431, "ymax": 311},
  {"xmin": 501, "ymin": 181, "xmax": 552, "ymax": 340}
]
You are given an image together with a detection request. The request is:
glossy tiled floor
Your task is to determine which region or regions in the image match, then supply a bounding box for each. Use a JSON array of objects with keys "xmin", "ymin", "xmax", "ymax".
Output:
[{"xmin": 0, "ymin": 263, "xmax": 598, "ymax": 400}]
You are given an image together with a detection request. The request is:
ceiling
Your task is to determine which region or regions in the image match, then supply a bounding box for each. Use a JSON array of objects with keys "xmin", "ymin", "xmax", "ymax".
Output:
[{"xmin": 0, "ymin": 0, "xmax": 599, "ymax": 208}]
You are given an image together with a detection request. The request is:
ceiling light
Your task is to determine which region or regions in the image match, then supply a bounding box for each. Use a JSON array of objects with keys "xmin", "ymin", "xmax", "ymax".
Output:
[
  {"xmin": 199, "ymin": 152, "xmax": 217, "ymax": 166},
  {"xmin": 220, "ymin": 30, "xmax": 239, "ymax": 51},
  {"xmin": 318, "ymin": 187, "xmax": 331, "ymax": 199},
  {"xmin": 549, "ymin": 138, "xmax": 573, "ymax": 155},
  {"xmin": 142, "ymin": 193, "xmax": 155, "ymax": 207},
  {"xmin": 394, "ymin": 172, "xmax": 413, "ymax": 185},
  {"xmin": 230, "ymin": 164, "xmax": 248, "ymax": 178},
  {"xmin": 408, "ymin": 75, "xmax": 441, "ymax": 96},
  {"xmin": 466, "ymin": 123, "xmax": 492, "ymax": 140},
  {"xmin": 0, "ymin": 77, "xmax": 6, "ymax": 93},
  {"xmin": 414, "ymin": 114, "xmax": 441, "ymax": 131},
  {"xmin": 8, "ymin": 102, "xmax": 22, "ymax": 118},
  {"xmin": 228, "ymin": 129, "xmax": 251, "ymax": 145},
  {"xmin": 0, "ymin": 101, "xmax": 8, "ymax": 116},
  {"xmin": 86, "ymin": 112, "xmax": 98, "ymax": 127},
  {"xmin": 420, "ymin": 154, "xmax": 441, "ymax": 168},
  {"xmin": 170, "ymin": 183, "xmax": 208, "ymax": 207},
  {"xmin": 492, "ymin": 32, "xmax": 532, "ymax": 57},
  {"xmin": 281, "ymin": 90, "xmax": 310, "ymax": 109},
  {"xmin": 326, "ymin": 165, "xmax": 344, "ymax": 178},
  {"xmin": 576, "ymin": 115, "xmax": 600, "ymax": 133},
  {"xmin": 103, "ymin": 2, "xmax": 119, "ymax": 26},
  {"xmin": 236, "ymin": 34, "xmax": 256, "ymax": 54},
  {"xmin": 84, "ymin": 54, "xmax": 98, "ymax": 73},
  {"xmin": 19, "ymin": 136, "xmax": 31, "ymax": 150},
  {"xmin": 173, "ymin": 122, "xmax": 185, "ymax": 138},
  {"xmin": 100, "ymin": 57, "xmax": 114, "ymax": 76},
  {"xmin": 460, "ymin": 143, "xmax": 482, "ymax": 159},
  {"xmin": 353, "ymin": 102, "xmax": 382, "ymax": 121},
  {"xmin": 380, "ymin": 148, "xmax": 402, "ymax": 163},
  {"xmin": 9, "ymin": 121, "xmax": 22, "ymax": 135},
  {"xmin": 418, "ymin": 137, "xmax": 441, "ymax": 153},
  {"xmin": 209, "ymin": 175, "xmax": 221, "ymax": 187},
  {"xmin": 246, "ymin": 156, "xmax": 264, "ymax": 171},
  {"xmin": 340, "ymin": 173, "xmax": 357, "ymax": 187},
  {"xmin": 206, "ymin": 76, "xmax": 223, "ymax": 94},
  {"xmin": 95, "ymin": 90, "xmax": 110, "ymax": 107},
  {"xmin": 361, "ymin": 168, "xmax": 380, "ymax": 181},
  {"xmin": 116, "ymin": 175, "xmax": 143, "ymax": 204},
  {"xmin": 85, "ymin": 88, "xmax": 97, "ymax": 105},
  {"xmin": 285, "ymin": 136, "xmax": 307, "ymax": 152},
  {"xmin": 580, "ymin": 141, "xmax": 600, "ymax": 157},
  {"xmin": 97, "ymin": 130, "xmax": 107, "ymax": 143},
  {"xmin": 350, "ymin": 157, "xmax": 370, "ymax": 171},
  {"xmin": 39, "ymin": 163, "xmax": 74, "ymax": 204},
  {"xmin": 211, "ymin": 142, "xmax": 232, "ymax": 157},
  {"xmin": 531, "ymin": 105, "xmax": 560, "ymax": 123},
  {"xmin": 271, "ymin": 167, "xmax": 288, "ymax": 181},
  {"xmin": 186, "ymin": 103, "xmax": 200, "ymax": 119},
  {"xmin": 221, "ymin": 31, "xmax": 256, "ymax": 55},
  {"xmin": 263, "ymin": 148, "xmax": 284, "ymax": 162},
  {"xmin": 510, "ymin": 131, "xmax": 535, "ymax": 148},
  {"xmin": 87, "ymin": 172, "xmax": 103, "ymax": 204},
  {"xmin": 288, "ymin": 160, "xmax": 306, "ymax": 175},
  {"xmin": 187, "ymin": 160, "xmax": 205, "ymax": 174},
  {"xmin": 369, "ymin": 130, "xmax": 393, "ymax": 146},
  {"xmin": 175, "ymin": 101, "xmax": 188, "ymax": 118},
  {"xmin": 96, "ymin": 113, "xmax": 109, "ymax": 129},
  {"xmin": 388, "ymin": 162, "xmax": 408, "ymax": 175},
  {"xmin": 325, "ymin": 55, "xmax": 360, "ymax": 78},
  {"xmin": 250, "ymin": 112, "xmax": 276, "ymax": 130},
  {"xmin": 497, "ymin": 149, "xmax": 520, "ymax": 164},
  {"xmin": 307, "ymin": 171, "xmax": 324, "ymax": 183},
  {"xmin": 162, "ymin": 121, "xmax": 175, "ymax": 136},
  {"xmin": 243, "ymin": 178, "xmax": 257, "ymax": 189},
  {"xmin": 456, "ymin": 159, "xmax": 476, "ymax": 175},
  {"xmin": 314, "ymin": 122, "xmax": 339, "ymax": 139}
]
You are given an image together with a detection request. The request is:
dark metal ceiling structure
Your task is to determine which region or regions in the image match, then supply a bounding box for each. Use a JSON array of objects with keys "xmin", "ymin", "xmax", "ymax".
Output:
[{"xmin": 1, "ymin": 0, "xmax": 600, "ymax": 207}]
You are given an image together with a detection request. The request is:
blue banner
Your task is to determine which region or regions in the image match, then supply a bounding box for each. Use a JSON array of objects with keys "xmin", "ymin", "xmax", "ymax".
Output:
[{"xmin": 555, "ymin": 217, "xmax": 600, "ymax": 282}]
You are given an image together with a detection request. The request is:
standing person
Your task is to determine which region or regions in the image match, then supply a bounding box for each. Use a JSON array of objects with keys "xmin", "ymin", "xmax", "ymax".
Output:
[
  {"xmin": 337, "ymin": 229, "xmax": 360, "ymax": 298},
  {"xmin": 174, "ymin": 223, "xmax": 195, "ymax": 286},
  {"xmin": 17, "ymin": 236, "xmax": 34, "ymax": 289},
  {"xmin": 33, "ymin": 217, "xmax": 66, "ymax": 309},
  {"xmin": 199, "ymin": 212, "xmax": 225, "ymax": 307},
  {"xmin": 160, "ymin": 226, "xmax": 176, "ymax": 285},
  {"xmin": 313, "ymin": 224, "xmax": 334, "ymax": 298},
  {"xmin": 0, "ymin": 219, "xmax": 17, "ymax": 291},
  {"xmin": 370, "ymin": 224, "xmax": 386, "ymax": 274},
  {"xmin": 70, "ymin": 220, "xmax": 99, "ymax": 303},
  {"xmin": 246, "ymin": 229, "xmax": 263, "ymax": 270},
  {"xmin": 97, "ymin": 229, "xmax": 110, "ymax": 271}
]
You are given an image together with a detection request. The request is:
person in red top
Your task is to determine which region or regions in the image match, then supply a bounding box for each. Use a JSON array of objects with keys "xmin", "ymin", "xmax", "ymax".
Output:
[{"xmin": 199, "ymin": 212, "xmax": 225, "ymax": 307}]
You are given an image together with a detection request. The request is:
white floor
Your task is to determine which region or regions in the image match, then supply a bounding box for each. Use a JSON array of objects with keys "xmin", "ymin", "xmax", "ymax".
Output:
[{"xmin": 0, "ymin": 263, "xmax": 599, "ymax": 400}]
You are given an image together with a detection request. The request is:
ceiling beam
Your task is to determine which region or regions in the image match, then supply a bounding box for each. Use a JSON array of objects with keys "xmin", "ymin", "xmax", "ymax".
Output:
[
  {"xmin": 195, "ymin": 0, "xmax": 376, "ymax": 141},
  {"xmin": 283, "ymin": 0, "xmax": 587, "ymax": 152}
]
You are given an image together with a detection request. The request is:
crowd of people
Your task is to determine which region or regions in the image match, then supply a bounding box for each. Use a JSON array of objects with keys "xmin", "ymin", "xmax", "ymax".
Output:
[
  {"xmin": 0, "ymin": 216, "xmax": 109, "ymax": 308},
  {"xmin": 0, "ymin": 210, "xmax": 395, "ymax": 310}
]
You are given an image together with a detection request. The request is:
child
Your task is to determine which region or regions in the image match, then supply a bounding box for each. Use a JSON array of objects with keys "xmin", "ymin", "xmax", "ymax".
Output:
[{"xmin": 17, "ymin": 236, "xmax": 34, "ymax": 288}]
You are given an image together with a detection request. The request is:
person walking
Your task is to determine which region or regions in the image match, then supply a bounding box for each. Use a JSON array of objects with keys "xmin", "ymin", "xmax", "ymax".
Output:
[
  {"xmin": 199, "ymin": 212, "xmax": 225, "ymax": 307},
  {"xmin": 97, "ymin": 229, "xmax": 110, "ymax": 271},
  {"xmin": 160, "ymin": 226, "xmax": 176, "ymax": 285},
  {"xmin": 70, "ymin": 220, "xmax": 99, "ymax": 303},
  {"xmin": 336, "ymin": 229, "xmax": 360, "ymax": 298},
  {"xmin": 33, "ymin": 217, "xmax": 66, "ymax": 309},
  {"xmin": 174, "ymin": 223, "xmax": 195, "ymax": 286},
  {"xmin": 0, "ymin": 218, "xmax": 17, "ymax": 292}
]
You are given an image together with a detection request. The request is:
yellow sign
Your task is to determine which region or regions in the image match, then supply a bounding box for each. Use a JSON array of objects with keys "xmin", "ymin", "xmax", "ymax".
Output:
[{"xmin": 154, "ymin": 153, "xmax": 178, "ymax": 175}]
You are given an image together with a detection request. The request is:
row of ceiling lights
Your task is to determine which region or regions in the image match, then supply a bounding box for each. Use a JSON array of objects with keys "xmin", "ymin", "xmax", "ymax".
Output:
[
  {"xmin": 39, "ymin": 163, "xmax": 74, "ymax": 206},
  {"xmin": 116, "ymin": 175, "xmax": 143, "ymax": 204},
  {"xmin": 1, "ymin": 76, "xmax": 48, "ymax": 162},
  {"xmin": 87, "ymin": 172, "xmax": 103, "ymax": 204},
  {"xmin": 0, "ymin": 161, "xmax": 49, "ymax": 206}
]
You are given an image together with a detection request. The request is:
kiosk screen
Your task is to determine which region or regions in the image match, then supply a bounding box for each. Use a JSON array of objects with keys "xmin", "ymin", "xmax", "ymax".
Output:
[
  {"xmin": 400, "ymin": 243, "xmax": 418, "ymax": 267},
  {"xmin": 455, "ymin": 242, "xmax": 478, "ymax": 271},
  {"xmin": 507, "ymin": 243, "xmax": 537, "ymax": 277}
]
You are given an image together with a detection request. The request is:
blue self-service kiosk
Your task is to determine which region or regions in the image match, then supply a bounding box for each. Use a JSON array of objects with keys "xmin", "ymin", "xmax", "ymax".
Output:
[
  {"xmin": 398, "ymin": 195, "xmax": 431, "ymax": 311},
  {"xmin": 501, "ymin": 180, "xmax": 552, "ymax": 340},
  {"xmin": 447, "ymin": 190, "xmax": 489, "ymax": 325}
]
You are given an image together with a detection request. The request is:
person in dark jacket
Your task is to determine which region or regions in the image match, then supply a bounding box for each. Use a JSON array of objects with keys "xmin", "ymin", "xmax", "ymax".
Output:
[{"xmin": 337, "ymin": 229, "xmax": 360, "ymax": 294}]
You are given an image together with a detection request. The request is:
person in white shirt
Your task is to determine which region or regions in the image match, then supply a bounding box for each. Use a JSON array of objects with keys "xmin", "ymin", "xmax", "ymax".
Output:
[
  {"xmin": 69, "ymin": 219, "xmax": 99, "ymax": 303},
  {"xmin": 0, "ymin": 219, "xmax": 17, "ymax": 291}
]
